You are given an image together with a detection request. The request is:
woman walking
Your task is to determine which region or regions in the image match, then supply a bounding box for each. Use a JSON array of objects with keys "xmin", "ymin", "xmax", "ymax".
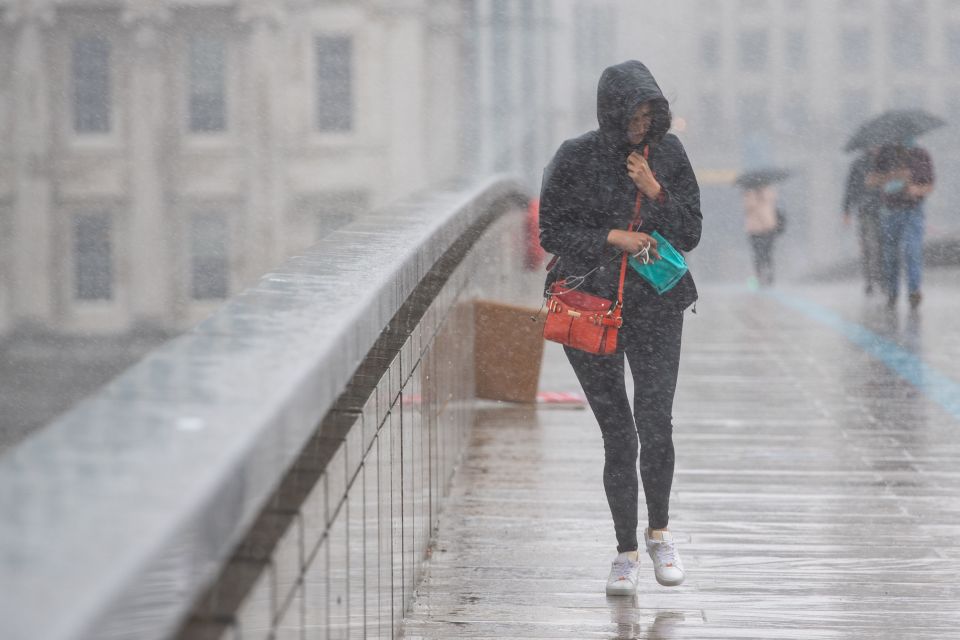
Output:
[
  {"xmin": 539, "ymin": 61, "xmax": 702, "ymax": 594},
  {"xmin": 742, "ymin": 184, "xmax": 781, "ymax": 287}
]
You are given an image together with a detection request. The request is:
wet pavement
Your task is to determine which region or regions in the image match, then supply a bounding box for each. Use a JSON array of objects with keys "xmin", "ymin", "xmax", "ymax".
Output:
[{"xmin": 402, "ymin": 272, "xmax": 960, "ymax": 639}]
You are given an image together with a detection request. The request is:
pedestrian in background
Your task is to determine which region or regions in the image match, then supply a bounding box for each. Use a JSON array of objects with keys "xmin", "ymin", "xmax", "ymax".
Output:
[
  {"xmin": 867, "ymin": 142, "xmax": 935, "ymax": 309},
  {"xmin": 741, "ymin": 184, "xmax": 782, "ymax": 287},
  {"xmin": 539, "ymin": 60, "xmax": 702, "ymax": 595},
  {"xmin": 843, "ymin": 147, "xmax": 883, "ymax": 295}
]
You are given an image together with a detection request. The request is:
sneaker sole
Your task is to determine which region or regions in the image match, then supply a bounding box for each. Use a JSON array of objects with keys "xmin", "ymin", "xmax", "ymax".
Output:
[
  {"xmin": 654, "ymin": 574, "xmax": 684, "ymax": 587},
  {"xmin": 605, "ymin": 584, "xmax": 638, "ymax": 596}
]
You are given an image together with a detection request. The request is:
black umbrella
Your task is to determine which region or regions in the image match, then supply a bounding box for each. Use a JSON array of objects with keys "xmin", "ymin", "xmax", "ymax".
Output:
[
  {"xmin": 844, "ymin": 109, "xmax": 946, "ymax": 152},
  {"xmin": 734, "ymin": 167, "xmax": 791, "ymax": 189}
]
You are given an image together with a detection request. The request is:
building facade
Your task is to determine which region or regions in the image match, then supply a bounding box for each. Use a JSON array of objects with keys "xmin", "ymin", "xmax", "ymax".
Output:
[
  {"xmin": 628, "ymin": 0, "xmax": 960, "ymax": 278},
  {"xmin": 0, "ymin": 0, "xmax": 621, "ymax": 336}
]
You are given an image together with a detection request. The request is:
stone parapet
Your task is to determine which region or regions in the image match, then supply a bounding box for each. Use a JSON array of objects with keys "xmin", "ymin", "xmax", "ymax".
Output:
[{"xmin": 0, "ymin": 177, "xmax": 530, "ymax": 640}]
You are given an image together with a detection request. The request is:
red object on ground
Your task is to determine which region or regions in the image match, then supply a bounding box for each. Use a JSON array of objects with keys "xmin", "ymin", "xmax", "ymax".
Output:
[
  {"xmin": 524, "ymin": 198, "xmax": 546, "ymax": 270},
  {"xmin": 536, "ymin": 391, "xmax": 586, "ymax": 405}
]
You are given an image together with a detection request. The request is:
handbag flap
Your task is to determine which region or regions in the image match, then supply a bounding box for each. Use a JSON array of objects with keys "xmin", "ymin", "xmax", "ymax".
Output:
[{"xmin": 549, "ymin": 284, "xmax": 613, "ymax": 313}]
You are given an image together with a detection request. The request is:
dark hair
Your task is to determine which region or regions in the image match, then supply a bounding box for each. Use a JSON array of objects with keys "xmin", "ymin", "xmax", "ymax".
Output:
[{"xmin": 644, "ymin": 97, "xmax": 673, "ymax": 145}]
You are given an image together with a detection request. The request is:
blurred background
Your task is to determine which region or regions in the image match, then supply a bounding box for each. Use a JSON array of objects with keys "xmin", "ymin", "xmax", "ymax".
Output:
[{"xmin": 1, "ymin": 0, "xmax": 958, "ymax": 447}]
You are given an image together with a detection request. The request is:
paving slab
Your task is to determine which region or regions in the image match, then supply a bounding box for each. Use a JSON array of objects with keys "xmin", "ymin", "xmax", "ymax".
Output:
[{"xmin": 403, "ymin": 274, "xmax": 960, "ymax": 639}]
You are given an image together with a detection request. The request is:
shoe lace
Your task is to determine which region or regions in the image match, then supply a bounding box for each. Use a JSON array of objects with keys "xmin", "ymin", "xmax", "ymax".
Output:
[
  {"xmin": 653, "ymin": 541, "xmax": 677, "ymax": 566},
  {"xmin": 612, "ymin": 558, "xmax": 636, "ymax": 580}
]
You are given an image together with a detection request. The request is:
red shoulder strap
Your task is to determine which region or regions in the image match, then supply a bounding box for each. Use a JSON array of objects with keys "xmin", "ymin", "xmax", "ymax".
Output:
[{"xmin": 616, "ymin": 146, "xmax": 651, "ymax": 308}]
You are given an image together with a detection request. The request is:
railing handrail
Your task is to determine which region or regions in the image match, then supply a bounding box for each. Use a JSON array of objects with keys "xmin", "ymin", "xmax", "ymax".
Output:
[{"xmin": 0, "ymin": 176, "xmax": 527, "ymax": 640}]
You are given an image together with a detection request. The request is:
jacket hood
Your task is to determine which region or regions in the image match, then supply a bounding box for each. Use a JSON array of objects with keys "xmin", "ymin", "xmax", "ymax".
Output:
[{"xmin": 597, "ymin": 60, "xmax": 670, "ymax": 149}]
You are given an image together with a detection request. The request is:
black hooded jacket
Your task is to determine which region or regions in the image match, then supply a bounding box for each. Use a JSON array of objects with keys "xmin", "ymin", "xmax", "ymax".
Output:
[{"xmin": 539, "ymin": 61, "xmax": 702, "ymax": 312}]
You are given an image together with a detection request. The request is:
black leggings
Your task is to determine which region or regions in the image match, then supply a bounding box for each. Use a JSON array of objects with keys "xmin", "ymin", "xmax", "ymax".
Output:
[
  {"xmin": 749, "ymin": 233, "xmax": 776, "ymax": 285},
  {"xmin": 564, "ymin": 307, "xmax": 683, "ymax": 552}
]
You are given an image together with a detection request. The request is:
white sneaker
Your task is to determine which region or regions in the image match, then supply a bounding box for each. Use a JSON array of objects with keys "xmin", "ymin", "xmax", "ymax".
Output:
[
  {"xmin": 644, "ymin": 529, "xmax": 685, "ymax": 587},
  {"xmin": 605, "ymin": 550, "xmax": 641, "ymax": 595}
]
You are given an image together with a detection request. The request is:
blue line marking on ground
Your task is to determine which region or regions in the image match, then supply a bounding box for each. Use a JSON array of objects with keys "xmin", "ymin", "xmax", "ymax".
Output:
[{"xmin": 768, "ymin": 290, "xmax": 960, "ymax": 421}]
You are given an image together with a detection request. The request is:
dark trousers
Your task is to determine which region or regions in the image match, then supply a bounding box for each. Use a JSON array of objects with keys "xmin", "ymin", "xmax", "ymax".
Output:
[
  {"xmin": 564, "ymin": 306, "xmax": 684, "ymax": 552},
  {"xmin": 857, "ymin": 212, "xmax": 882, "ymax": 291},
  {"xmin": 879, "ymin": 206, "xmax": 925, "ymax": 298},
  {"xmin": 749, "ymin": 233, "xmax": 776, "ymax": 285}
]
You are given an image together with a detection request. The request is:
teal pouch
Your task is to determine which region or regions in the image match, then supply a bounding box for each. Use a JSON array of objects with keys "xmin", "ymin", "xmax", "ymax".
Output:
[
  {"xmin": 628, "ymin": 231, "xmax": 688, "ymax": 295},
  {"xmin": 883, "ymin": 179, "xmax": 906, "ymax": 194}
]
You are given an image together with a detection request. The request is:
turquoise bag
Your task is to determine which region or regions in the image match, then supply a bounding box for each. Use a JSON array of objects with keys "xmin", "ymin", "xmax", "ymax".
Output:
[{"xmin": 628, "ymin": 231, "xmax": 688, "ymax": 294}]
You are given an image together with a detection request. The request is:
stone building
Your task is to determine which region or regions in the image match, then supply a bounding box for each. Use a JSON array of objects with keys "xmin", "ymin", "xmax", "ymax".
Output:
[
  {"xmin": 0, "ymin": 0, "xmax": 620, "ymax": 337},
  {"xmin": 0, "ymin": 0, "xmax": 622, "ymax": 446}
]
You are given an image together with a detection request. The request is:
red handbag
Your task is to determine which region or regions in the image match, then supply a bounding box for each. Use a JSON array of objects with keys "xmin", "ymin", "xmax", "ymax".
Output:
[{"xmin": 542, "ymin": 253, "xmax": 628, "ymax": 355}]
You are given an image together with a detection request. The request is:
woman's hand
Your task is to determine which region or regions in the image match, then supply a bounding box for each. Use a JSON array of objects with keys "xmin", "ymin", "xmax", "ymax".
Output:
[
  {"xmin": 627, "ymin": 152, "xmax": 662, "ymax": 200},
  {"xmin": 607, "ymin": 230, "xmax": 660, "ymax": 261},
  {"xmin": 907, "ymin": 182, "xmax": 934, "ymax": 198}
]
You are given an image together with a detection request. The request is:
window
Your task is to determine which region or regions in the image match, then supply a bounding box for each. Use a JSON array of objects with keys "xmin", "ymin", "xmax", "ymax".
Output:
[
  {"xmin": 841, "ymin": 27, "xmax": 870, "ymax": 72},
  {"xmin": 700, "ymin": 31, "xmax": 721, "ymax": 70},
  {"xmin": 785, "ymin": 29, "xmax": 806, "ymax": 70},
  {"xmin": 888, "ymin": 0, "xmax": 926, "ymax": 69},
  {"xmin": 188, "ymin": 35, "xmax": 227, "ymax": 132},
  {"xmin": 739, "ymin": 29, "xmax": 768, "ymax": 72},
  {"xmin": 315, "ymin": 35, "xmax": 353, "ymax": 132},
  {"xmin": 73, "ymin": 213, "xmax": 112, "ymax": 300},
  {"xmin": 190, "ymin": 212, "xmax": 229, "ymax": 300},
  {"xmin": 840, "ymin": 89, "xmax": 870, "ymax": 129},
  {"xmin": 72, "ymin": 36, "xmax": 111, "ymax": 133}
]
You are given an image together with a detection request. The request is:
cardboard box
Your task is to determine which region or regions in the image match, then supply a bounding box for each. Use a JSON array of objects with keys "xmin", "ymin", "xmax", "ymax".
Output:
[{"xmin": 473, "ymin": 300, "xmax": 546, "ymax": 403}]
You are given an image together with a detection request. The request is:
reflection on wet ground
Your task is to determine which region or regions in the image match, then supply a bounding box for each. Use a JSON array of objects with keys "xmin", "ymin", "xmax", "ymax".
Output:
[{"xmin": 403, "ymin": 274, "xmax": 960, "ymax": 639}]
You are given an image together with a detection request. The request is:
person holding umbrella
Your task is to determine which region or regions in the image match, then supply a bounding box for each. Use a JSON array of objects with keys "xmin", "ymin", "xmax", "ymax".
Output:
[
  {"xmin": 842, "ymin": 147, "xmax": 883, "ymax": 295},
  {"xmin": 845, "ymin": 109, "xmax": 944, "ymax": 309},
  {"xmin": 735, "ymin": 168, "xmax": 789, "ymax": 287},
  {"xmin": 868, "ymin": 142, "xmax": 935, "ymax": 309}
]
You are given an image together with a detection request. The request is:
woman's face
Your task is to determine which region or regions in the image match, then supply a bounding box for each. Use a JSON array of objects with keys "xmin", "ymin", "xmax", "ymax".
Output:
[{"xmin": 627, "ymin": 102, "xmax": 654, "ymax": 146}]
